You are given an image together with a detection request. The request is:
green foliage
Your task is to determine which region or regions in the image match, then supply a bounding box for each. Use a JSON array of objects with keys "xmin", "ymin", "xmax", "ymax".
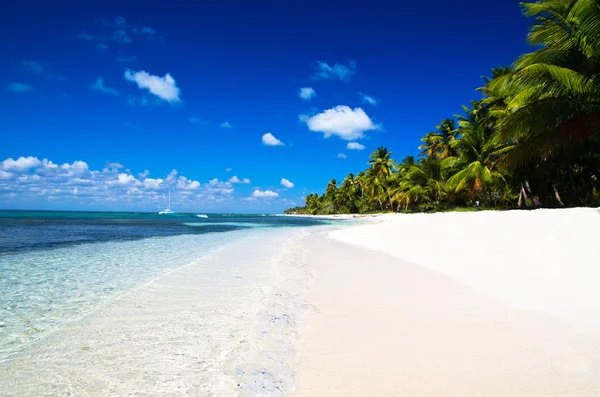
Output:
[{"xmin": 286, "ymin": 0, "xmax": 599, "ymax": 215}]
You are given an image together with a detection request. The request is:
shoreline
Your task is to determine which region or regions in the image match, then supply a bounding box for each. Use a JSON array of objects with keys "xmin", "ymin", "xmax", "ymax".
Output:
[{"xmin": 294, "ymin": 208, "xmax": 600, "ymax": 395}]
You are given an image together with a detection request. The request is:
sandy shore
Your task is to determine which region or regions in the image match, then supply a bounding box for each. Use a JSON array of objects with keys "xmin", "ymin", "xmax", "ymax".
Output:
[{"xmin": 295, "ymin": 208, "xmax": 600, "ymax": 396}]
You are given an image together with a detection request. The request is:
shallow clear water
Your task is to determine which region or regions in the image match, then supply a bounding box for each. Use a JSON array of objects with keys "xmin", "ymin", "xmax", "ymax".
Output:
[{"xmin": 0, "ymin": 210, "xmax": 336, "ymax": 395}]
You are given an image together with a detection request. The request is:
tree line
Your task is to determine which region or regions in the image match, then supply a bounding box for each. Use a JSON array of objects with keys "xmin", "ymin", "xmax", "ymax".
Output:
[{"xmin": 286, "ymin": 0, "xmax": 600, "ymax": 215}]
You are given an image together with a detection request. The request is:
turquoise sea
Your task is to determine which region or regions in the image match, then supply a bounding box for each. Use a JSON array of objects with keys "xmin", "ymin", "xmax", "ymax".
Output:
[{"xmin": 0, "ymin": 210, "xmax": 335, "ymax": 395}]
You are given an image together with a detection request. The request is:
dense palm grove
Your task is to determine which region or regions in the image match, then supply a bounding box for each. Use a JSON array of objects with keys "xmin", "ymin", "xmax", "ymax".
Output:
[{"xmin": 286, "ymin": 0, "xmax": 600, "ymax": 215}]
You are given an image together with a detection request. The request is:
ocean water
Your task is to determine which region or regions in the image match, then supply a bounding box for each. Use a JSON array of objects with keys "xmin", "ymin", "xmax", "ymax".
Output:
[{"xmin": 0, "ymin": 210, "xmax": 335, "ymax": 395}]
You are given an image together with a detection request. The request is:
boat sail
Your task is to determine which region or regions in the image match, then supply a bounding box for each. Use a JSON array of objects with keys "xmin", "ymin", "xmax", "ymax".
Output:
[{"xmin": 158, "ymin": 190, "xmax": 176, "ymax": 215}]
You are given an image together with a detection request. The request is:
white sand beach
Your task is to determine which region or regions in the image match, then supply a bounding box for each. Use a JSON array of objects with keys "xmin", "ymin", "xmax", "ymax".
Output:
[{"xmin": 295, "ymin": 208, "xmax": 600, "ymax": 396}]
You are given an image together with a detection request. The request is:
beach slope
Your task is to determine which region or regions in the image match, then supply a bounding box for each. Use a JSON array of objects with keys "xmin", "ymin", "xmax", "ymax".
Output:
[{"xmin": 296, "ymin": 208, "xmax": 600, "ymax": 396}]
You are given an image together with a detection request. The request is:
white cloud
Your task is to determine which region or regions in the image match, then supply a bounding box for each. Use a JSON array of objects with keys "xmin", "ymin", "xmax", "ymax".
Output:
[
  {"xmin": 7, "ymin": 83, "xmax": 32, "ymax": 93},
  {"xmin": 143, "ymin": 178, "xmax": 163, "ymax": 189},
  {"xmin": 298, "ymin": 87, "xmax": 316, "ymax": 100},
  {"xmin": 337, "ymin": 153, "xmax": 348, "ymax": 159},
  {"xmin": 262, "ymin": 132, "xmax": 285, "ymax": 146},
  {"xmin": 313, "ymin": 61, "xmax": 356, "ymax": 81},
  {"xmin": 280, "ymin": 178, "xmax": 294, "ymax": 188},
  {"xmin": 225, "ymin": 168, "xmax": 232, "ymax": 172},
  {"xmin": 124, "ymin": 69, "xmax": 181, "ymax": 103},
  {"xmin": 346, "ymin": 142, "xmax": 365, "ymax": 150},
  {"xmin": 304, "ymin": 105, "xmax": 380, "ymax": 140},
  {"xmin": 0, "ymin": 156, "xmax": 239, "ymax": 208},
  {"xmin": 228, "ymin": 176, "xmax": 251, "ymax": 184},
  {"xmin": 2, "ymin": 156, "xmax": 42, "ymax": 172},
  {"xmin": 220, "ymin": 121, "xmax": 233, "ymax": 129},
  {"xmin": 97, "ymin": 43, "xmax": 109, "ymax": 51},
  {"xmin": 359, "ymin": 92, "xmax": 379, "ymax": 106},
  {"xmin": 115, "ymin": 173, "xmax": 139, "ymax": 186},
  {"xmin": 252, "ymin": 189, "xmax": 279, "ymax": 198},
  {"xmin": 0, "ymin": 170, "xmax": 14, "ymax": 180},
  {"xmin": 91, "ymin": 77, "xmax": 120, "ymax": 96}
]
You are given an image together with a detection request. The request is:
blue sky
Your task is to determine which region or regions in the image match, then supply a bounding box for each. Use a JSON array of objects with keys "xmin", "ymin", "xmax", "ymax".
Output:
[{"xmin": 0, "ymin": 0, "xmax": 531, "ymax": 212}]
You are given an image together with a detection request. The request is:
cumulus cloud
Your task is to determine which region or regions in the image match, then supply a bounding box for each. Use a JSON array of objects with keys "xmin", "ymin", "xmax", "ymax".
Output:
[
  {"xmin": 313, "ymin": 61, "xmax": 356, "ymax": 81},
  {"xmin": 228, "ymin": 176, "xmax": 251, "ymax": 184},
  {"xmin": 2, "ymin": 157, "xmax": 42, "ymax": 172},
  {"xmin": 280, "ymin": 178, "xmax": 294, "ymax": 188},
  {"xmin": 7, "ymin": 83, "xmax": 32, "ymax": 93},
  {"xmin": 346, "ymin": 142, "xmax": 365, "ymax": 150},
  {"xmin": 304, "ymin": 105, "xmax": 380, "ymax": 140},
  {"xmin": 252, "ymin": 189, "xmax": 279, "ymax": 198},
  {"xmin": 0, "ymin": 171, "xmax": 13, "ymax": 180},
  {"xmin": 143, "ymin": 178, "xmax": 163, "ymax": 189},
  {"xmin": 298, "ymin": 87, "xmax": 316, "ymax": 100},
  {"xmin": 124, "ymin": 69, "xmax": 181, "ymax": 103},
  {"xmin": 337, "ymin": 153, "xmax": 348, "ymax": 159},
  {"xmin": 91, "ymin": 77, "xmax": 120, "ymax": 96},
  {"xmin": 262, "ymin": 132, "xmax": 285, "ymax": 146},
  {"xmin": 359, "ymin": 92, "xmax": 379, "ymax": 106},
  {"xmin": 0, "ymin": 156, "xmax": 231, "ymax": 208},
  {"xmin": 220, "ymin": 121, "xmax": 233, "ymax": 129}
]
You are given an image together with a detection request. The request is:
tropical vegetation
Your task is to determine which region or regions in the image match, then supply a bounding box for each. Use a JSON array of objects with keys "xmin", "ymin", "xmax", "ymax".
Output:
[{"xmin": 285, "ymin": 0, "xmax": 600, "ymax": 215}]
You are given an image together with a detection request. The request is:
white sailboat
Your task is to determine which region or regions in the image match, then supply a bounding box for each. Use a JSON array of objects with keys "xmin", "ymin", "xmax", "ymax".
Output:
[{"xmin": 158, "ymin": 190, "xmax": 177, "ymax": 215}]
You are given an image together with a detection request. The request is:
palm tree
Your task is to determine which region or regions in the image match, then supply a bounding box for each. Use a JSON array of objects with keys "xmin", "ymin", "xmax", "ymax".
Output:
[
  {"xmin": 485, "ymin": 0, "xmax": 600, "ymax": 164},
  {"xmin": 368, "ymin": 147, "xmax": 394, "ymax": 179},
  {"xmin": 446, "ymin": 106, "xmax": 509, "ymax": 204},
  {"xmin": 418, "ymin": 119, "xmax": 459, "ymax": 159}
]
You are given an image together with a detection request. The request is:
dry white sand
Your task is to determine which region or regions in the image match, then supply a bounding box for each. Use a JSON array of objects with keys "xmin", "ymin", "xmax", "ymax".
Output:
[{"xmin": 296, "ymin": 208, "xmax": 600, "ymax": 396}]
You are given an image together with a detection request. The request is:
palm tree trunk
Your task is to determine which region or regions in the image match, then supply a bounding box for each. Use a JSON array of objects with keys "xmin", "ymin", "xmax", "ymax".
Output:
[
  {"xmin": 553, "ymin": 184, "xmax": 565, "ymax": 206},
  {"xmin": 519, "ymin": 184, "xmax": 529, "ymax": 207}
]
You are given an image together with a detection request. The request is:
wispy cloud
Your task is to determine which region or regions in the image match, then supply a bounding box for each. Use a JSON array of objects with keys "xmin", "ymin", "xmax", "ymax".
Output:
[
  {"xmin": 79, "ymin": 17, "xmax": 161, "ymax": 50},
  {"xmin": 224, "ymin": 168, "xmax": 232, "ymax": 172},
  {"xmin": 91, "ymin": 77, "xmax": 120, "ymax": 96},
  {"xmin": 337, "ymin": 153, "xmax": 348, "ymax": 159},
  {"xmin": 252, "ymin": 189, "xmax": 279, "ymax": 198},
  {"xmin": 132, "ymin": 26, "xmax": 163, "ymax": 41},
  {"xmin": 298, "ymin": 87, "xmax": 316, "ymax": 100},
  {"xmin": 105, "ymin": 162, "xmax": 124, "ymax": 169},
  {"xmin": 346, "ymin": 142, "xmax": 365, "ymax": 150},
  {"xmin": 228, "ymin": 176, "xmax": 251, "ymax": 184},
  {"xmin": 22, "ymin": 60, "xmax": 65, "ymax": 81},
  {"xmin": 189, "ymin": 117, "xmax": 209, "ymax": 125},
  {"xmin": 313, "ymin": 61, "xmax": 356, "ymax": 81},
  {"xmin": 280, "ymin": 178, "xmax": 294, "ymax": 188},
  {"xmin": 359, "ymin": 92, "xmax": 379, "ymax": 106},
  {"xmin": 116, "ymin": 55, "xmax": 137, "ymax": 63},
  {"xmin": 22, "ymin": 60, "xmax": 43, "ymax": 74},
  {"xmin": 7, "ymin": 83, "xmax": 32, "ymax": 93},
  {"xmin": 303, "ymin": 106, "xmax": 380, "ymax": 141},
  {"xmin": 220, "ymin": 121, "xmax": 233, "ymax": 129},
  {"xmin": 262, "ymin": 133, "xmax": 285, "ymax": 146},
  {"xmin": 124, "ymin": 69, "xmax": 181, "ymax": 103}
]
